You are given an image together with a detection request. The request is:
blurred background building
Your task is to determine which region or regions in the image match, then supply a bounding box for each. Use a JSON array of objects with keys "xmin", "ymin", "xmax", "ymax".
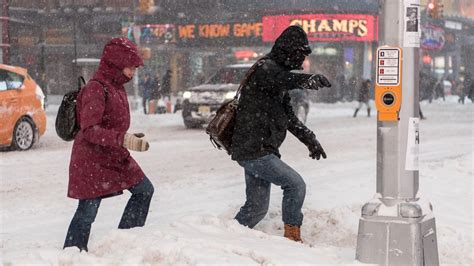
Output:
[
  {"xmin": 2, "ymin": 0, "xmax": 473, "ymax": 101},
  {"xmin": 420, "ymin": 0, "xmax": 474, "ymax": 86}
]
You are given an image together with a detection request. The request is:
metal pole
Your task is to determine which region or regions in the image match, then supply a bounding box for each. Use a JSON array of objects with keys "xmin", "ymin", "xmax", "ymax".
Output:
[
  {"xmin": 39, "ymin": 25, "xmax": 47, "ymax": 99},
  {"xmin": 133, "ymin": 0, "xmax": 139, "ymax": 108},
  {"xmin": 1, "ymin": 0, "xmax": 10, "ymax": 64},
  {"xmin": 356, "ymin": 0, "xmax": 439, "ymax": 265},
  {"xmin": 72, "ymin": 0, "xmax": 78, "ymax": 88}
]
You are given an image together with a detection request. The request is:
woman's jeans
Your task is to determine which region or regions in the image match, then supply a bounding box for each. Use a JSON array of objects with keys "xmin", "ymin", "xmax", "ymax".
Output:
[
  {"xmin": 63, "ymin": 177, "xmax": 154, "ymax": 251},
  {"xmin": 235, "ymin": 154, "xmax": 306, "ymax": 228}
]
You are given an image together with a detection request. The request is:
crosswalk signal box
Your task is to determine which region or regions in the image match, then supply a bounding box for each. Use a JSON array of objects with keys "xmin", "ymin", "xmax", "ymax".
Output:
[{"xmin": 375, "ymin": 46, "xmax": 403, "ymax": 122}]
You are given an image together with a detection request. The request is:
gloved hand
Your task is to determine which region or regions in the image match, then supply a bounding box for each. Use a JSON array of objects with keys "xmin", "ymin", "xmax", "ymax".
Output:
[
  {"xmin": 123, "ymin": 133, "xmax": 149, "ymax": 152},
  {"xmin": 307, "ymin": 138, "xmax": 327, "ymax": 160},
  {"xmin": 301, "ymin": 74, "xmax": 332, "ymax": 90}
]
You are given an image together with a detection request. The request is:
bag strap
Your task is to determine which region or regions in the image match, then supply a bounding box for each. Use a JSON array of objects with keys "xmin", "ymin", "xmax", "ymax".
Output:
[
  {"xmin": 78, "ymin": 76, "xmax": 86, "ymax": 90},
  {"xmin": 209, "ymin": 136, "xmax": 222, "ymax": 150},
  {"xmin": 90, "ymin": 79, "xmax": 108, "ymax": 99},
  {"xmin": 77, "ymin": 76, "xmax": 107, "ymax": 96},
  {"xmin": 234, "ymin": 57, "xmax": 267, "ymax": 102}
]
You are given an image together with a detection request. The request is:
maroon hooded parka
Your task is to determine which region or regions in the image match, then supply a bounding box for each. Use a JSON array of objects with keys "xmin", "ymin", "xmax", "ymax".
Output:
[{"xmin": 68, "ymin": 37, "xmax": 145, "ymax": 199}]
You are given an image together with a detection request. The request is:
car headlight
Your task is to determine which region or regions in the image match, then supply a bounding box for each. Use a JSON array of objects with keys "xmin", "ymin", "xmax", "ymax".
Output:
[
  {"xmin": 225, "ymin": 91, "xmax": 236, "ymax": 100},
  {"xmin": 183, "ymin": 91, "xmax": 192, "ymax": 99}
]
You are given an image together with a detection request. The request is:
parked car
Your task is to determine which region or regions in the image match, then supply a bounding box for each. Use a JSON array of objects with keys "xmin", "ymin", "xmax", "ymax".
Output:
[
  {"xmin": 181, "ymin": 63, "xmax": 310, "ymax": 128},
  {"xmin": 0, "ymin": 64, "xmax": 46, "ymax": 150},
  {"xmin": 181, "ymin": 63, "xmax": 252, "ymax": 128}
]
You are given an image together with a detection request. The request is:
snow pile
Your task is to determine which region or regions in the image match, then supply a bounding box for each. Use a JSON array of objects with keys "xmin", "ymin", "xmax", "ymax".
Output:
[{"xmin": 1, "ymin": 97, "xmax": 472, "ymax": 265}]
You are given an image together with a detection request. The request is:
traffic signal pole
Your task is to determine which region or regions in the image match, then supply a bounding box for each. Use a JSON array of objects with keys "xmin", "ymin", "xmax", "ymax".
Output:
[
  {"xmin": 355, "ymin": 0, "xmax": 439, "ymax": 265},
  {"xmin": 1, "ymin": 0, "xmax": 9, "ymax": 64}
]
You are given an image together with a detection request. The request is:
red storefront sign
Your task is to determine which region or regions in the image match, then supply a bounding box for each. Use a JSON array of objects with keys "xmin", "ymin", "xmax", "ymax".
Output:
[{"xmin": 263, "ymin": 14, "xmax": 378, "ymax": 42}]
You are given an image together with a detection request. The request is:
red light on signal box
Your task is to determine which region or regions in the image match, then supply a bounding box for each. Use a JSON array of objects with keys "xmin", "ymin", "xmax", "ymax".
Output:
[{"xmin": 422, "ymin": 55, "xmax": 432, "ymax": 64}]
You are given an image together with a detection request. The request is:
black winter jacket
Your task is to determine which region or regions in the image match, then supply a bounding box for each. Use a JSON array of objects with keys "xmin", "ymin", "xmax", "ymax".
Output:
[
  {"xmin": 231, "ymin": 26, "xmax": 321, "ymax": 161},
  {"xmin": 231, "ymin": 26, "xmax": 319, "ymax": 161},
  {"xmin": 230, "ymin": 58, "xmax": 317, "ymax": 161}
]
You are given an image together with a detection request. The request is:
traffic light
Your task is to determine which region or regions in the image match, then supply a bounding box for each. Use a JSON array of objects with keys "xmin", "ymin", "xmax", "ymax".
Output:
[
  {"xmin": 427, "ymin": 1, "xmax": 443, "ymax": 19},
  {"xmin": 138, "ymin": 0, "xmax": 155, "ymax": 14}
]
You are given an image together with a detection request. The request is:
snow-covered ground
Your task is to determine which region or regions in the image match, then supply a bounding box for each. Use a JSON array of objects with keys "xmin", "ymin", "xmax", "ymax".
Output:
[{"xmin": 1, "ymin": 97, "xmax": 472, "ymax": 265}]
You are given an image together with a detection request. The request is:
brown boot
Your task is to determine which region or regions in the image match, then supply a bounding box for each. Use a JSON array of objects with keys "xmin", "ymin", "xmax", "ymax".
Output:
[{"xmin": 284, "ymin": 224, "xmax": 302, "ymax": 242}]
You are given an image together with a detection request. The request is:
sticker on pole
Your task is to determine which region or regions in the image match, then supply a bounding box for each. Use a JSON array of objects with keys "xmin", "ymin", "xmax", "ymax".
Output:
[
  {"xmin": 376, "ymin": 48, "xmax": 401, "ymax": 86},
  {"xmin": 405, "ymin": 117, "xmax": 420, "ymax": 170},
  {"xmin": 403, "ymin": 0, "xmax": 421, "ymax": 48}
]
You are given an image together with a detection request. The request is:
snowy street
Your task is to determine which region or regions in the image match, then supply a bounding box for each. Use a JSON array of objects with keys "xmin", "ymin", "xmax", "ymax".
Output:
[{"xmin": 1, "ymin": 98, "xmax": 472, "ymax": 265}]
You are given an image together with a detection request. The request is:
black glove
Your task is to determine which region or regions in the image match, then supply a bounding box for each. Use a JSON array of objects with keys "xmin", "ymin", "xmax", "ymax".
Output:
[
  {"xmin": 301, "ymin": 74, "xmax": 332, "ymax": 90},
  {"xmin": 307, "ymin": 138, "xmax": 327, "ymax": 160}
]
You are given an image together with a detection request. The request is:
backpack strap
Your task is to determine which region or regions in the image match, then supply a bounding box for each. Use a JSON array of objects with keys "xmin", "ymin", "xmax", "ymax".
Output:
[
  {"xmin": 90, "ymin": 79, "xmax": 108, "ymax": 99},
  {"xmin": 78, "ymin": 76, "xmax": 86, "ymax": 90}
]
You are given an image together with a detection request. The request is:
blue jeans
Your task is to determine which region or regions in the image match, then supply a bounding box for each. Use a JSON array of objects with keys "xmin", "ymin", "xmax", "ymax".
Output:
[
  {"xmin": 64, "ymin": 177, "xmax": 154, "ymax": 251},
  {"xmin": 235, "ymin": 154, "xmax": 306, "ymax": 228}
]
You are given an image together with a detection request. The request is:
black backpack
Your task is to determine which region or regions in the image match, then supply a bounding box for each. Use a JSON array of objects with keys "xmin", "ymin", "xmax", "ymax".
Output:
[{"xmin": 55, "ymin": 77, "xmax": 106, "ymax": 141}]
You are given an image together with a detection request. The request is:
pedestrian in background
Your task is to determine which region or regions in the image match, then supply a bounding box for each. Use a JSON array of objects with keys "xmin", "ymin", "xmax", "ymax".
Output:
[
  {"xmin": 231, "ymin": 26, "xmax": 331, "ymax": 243},
  {"xmin": 419, "ymin": 70, "xmax": 434, "ymax": 119},
  {"xmin": 335, "ymin": 73, "xmax": 346, "ymax": 102},
  {"xmin": 147, "ymin": 72, "xmax": 161, "ymax": 113},
  {"xmin": 459, "ymin": 73, "xmax": 472, "ymax": 104},
  {"xmin": 64, "ymin": 37, "xmax": 154, "ymax": 252},
  {"xmin": 353, "ymin": 79, "xmax": 371, "ymax": 117},
  {"xmin": 347, "ymin": 76, "xmax": 357, "ymax": 101},
  {"xmin": 153, "ymin": 72, "xmax": 162, "ymax": 99},
  {"xmin": 434, "ymin": 77, "xmax": 446, "ymax": 101},
  {"xmin": 140, "ymin": 72, "xmax": 154, "ymax": 114},
  {"xmin": 161, "ymin": 69, "xmax": 172, "ymax": 99},
  {"xmin": 467, "ymin": 74, "xmax": 474, "ymax": 103}
]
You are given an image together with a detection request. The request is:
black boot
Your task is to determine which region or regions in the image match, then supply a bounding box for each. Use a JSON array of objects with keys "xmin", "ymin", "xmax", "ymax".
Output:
[
  {"xmin": 367, "ymin": 108, "xmax": 371, "ymax": 117},
  {"xmin": 353, "ymin": 108, "xmax": 359, "ymax": 117}
]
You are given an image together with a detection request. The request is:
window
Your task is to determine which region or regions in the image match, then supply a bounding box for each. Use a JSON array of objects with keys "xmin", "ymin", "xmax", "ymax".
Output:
[
  {"xmin": 0, "ymin": 70, "xmax": 9, "ymax": 91},
  {"xmin": 0, "ymin": 81, "xmax": 6, "ymax": 91},
  {"xmin": 0, "ymin": 70, "xmax": 25, "ymax": 90}
]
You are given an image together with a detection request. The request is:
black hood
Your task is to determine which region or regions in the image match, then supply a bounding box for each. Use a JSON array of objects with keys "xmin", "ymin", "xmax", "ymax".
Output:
[{"xmin": 268, "ymin": 26, "xmax": 312, "ymax": 70}]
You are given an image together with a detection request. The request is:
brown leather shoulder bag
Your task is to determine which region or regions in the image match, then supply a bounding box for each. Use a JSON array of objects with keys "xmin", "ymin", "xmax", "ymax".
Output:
[{"xmin": 205, "ymin": 59, "xmax": 265, "ymax": 154}]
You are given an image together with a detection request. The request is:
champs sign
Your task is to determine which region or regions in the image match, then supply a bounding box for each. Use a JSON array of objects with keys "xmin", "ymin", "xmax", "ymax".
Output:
[{"xmin": 263, "ymin": 14, "xmax": 378, "ymax": 42}]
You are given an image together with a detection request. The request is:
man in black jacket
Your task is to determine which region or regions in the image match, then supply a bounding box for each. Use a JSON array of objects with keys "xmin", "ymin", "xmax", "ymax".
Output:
[{"xmin": 231, "ymin": 26, "xmax": 331, "ymax": 242}]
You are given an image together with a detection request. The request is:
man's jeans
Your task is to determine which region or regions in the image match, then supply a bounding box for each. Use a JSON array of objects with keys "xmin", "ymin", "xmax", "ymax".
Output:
[
  {"xmin": 63, "ymin": 177, "xmax": 154, "ymax": 251},
  {"xmin": 235, "ymin": 154, "xmax": 306, "ymax": 228}
]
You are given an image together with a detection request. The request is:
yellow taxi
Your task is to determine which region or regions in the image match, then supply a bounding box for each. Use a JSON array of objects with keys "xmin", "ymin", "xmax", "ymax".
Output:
[{"xmin": 0, "ymin": 64, "xmax": 46, "ymax": 150}]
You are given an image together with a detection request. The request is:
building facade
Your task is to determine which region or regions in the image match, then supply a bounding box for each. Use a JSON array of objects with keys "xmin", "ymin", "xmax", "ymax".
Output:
[
  {"xmin": 419, "ymin": 0, "xmax": 474, "ymax": 89},
  {"xmin": 9, "ymin": 0, "xmax": 472, "ymax": 100},
  {"xmin": 6, "ymin": 0, "xmax": 381, "ymax": 101},
  {"xmin": 127, "ymin": 0, "xmax": 380, "ymax": 102}
]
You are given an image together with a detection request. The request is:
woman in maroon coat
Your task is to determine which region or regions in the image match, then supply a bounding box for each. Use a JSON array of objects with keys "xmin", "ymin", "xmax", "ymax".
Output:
[{"xmin": 64, "ymin": 37, "xmax": 154, "ymax": 252}]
